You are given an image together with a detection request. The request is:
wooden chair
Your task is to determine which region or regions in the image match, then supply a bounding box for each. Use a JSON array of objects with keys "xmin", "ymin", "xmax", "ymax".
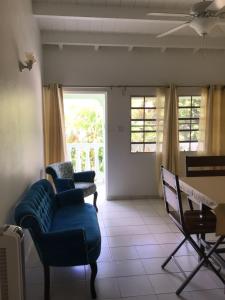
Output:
[
  {"xmin": 186, "ymin": 155, "xmax": 225, "ymax": 177},
  {"xmin": 161, "ymin": 166, "xmax": 225, "ymax": 295}
]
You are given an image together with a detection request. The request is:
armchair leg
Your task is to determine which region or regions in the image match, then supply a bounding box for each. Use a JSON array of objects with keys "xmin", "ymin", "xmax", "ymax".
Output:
[
  {"xmin": 44, "ymin": 265, "xmax": 50, "ymax": 300},
  {"xmin": 187, "ymin": 198, "xmax": 194, "ymax": 211},
  {"xmin": 90, "ymin": 262, "xmax": 97, "ymax": 299},
  {"xmin": 93, "ymin": 192, "xmax": 98, "ymax": 212}
]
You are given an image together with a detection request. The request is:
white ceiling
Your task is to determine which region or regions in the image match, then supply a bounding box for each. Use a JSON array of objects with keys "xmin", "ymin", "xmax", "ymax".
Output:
[
  {"xmin": 32, "ymin": 0, "xmax": 197, "ymax": 9},
  {"xmin": 33, "ymin": 0, "xmax": 225, "ymax": 51}
]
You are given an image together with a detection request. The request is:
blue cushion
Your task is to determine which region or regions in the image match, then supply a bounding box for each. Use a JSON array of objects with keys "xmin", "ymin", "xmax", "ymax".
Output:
[
  {"xmin": 50, "ymin": 203, "xmax": 101, "ymax": 260},
  {"xmin": 54, "ymin": 178, "xmax": 74, "ymax": 193}
]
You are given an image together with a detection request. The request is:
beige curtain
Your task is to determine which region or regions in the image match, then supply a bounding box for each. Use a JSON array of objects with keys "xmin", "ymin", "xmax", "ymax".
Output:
[
  {"xmin": 198, "ymin": 86, "xmax": 225, "ymax": 155},
  {"xmin": 155, "ymin": 87, "xmax": 166, "ymax": 191},
  {"xmin": 162, "ymin": 84, "xmax": 180, "ymax": 172},
  {"xmin": 156, "ymin": 84, "xmax": 180, "ymax": 194},
  {"xmin": 198, "ymin": 87, "xmax": 210, "ymax": 153},
  {"xmin": 43, "ymin": 84, "xmax": 67, "ymax": 166}
]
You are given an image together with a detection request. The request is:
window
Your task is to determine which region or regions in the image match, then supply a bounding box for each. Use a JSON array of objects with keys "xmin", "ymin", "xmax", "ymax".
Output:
[
  {"xmin": 131, "ymin": 96, "xmax": 157, "ymax": 152},
  {"xmin": 178, "ymin": 96, "xmax": 201, "ymax": 151},
  {"xmin": 131, "ymin": 95, "xmax": 201, "ymax": 153}
]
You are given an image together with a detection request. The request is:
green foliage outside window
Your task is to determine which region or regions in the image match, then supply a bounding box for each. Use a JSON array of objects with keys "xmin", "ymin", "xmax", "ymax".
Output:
[
  {"xmin": 131, "ymin": 96, "xmax": 157, "ymax": 152},
  {"xmin": 178, "ymin": 96, "xmax": 201, "ymax": 151}
]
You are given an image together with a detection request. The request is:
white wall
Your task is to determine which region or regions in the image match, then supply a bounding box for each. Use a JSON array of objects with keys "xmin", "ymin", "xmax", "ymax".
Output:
[
  {"xmin": 106, "ymin": 87, "xmax": 157, "ymax": 199},
  {"xmin": 43, "ymin": 45, "xmax": 225, "ymax": 199},
  {"xmin": 0, "ymin": 0, "xmax": 44, "ymax": 223}
]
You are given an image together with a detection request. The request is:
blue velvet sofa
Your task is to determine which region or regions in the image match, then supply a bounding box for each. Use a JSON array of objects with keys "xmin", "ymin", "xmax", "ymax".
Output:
[
  {"xmin": 46, "ymin": 161, "xmax": 98, "ymax": 211},
  {"xmin": 15, "ymin": 179, "xmax": 101, "ymax": 300}
]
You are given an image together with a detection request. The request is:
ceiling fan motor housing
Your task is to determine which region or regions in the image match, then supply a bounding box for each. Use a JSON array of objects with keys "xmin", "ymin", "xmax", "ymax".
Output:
[
  {"xmin": 190, "ymin": 17, "xmax": 218, "ymax": 35},
  {"xmin": 190, "ymin": 1, "xmax": 213, "ymax": 16}
]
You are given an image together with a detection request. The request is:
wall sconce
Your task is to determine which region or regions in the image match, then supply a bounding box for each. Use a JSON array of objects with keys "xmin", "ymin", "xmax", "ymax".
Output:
[{"xmin": 19, "ymin": 52, "xmax": 36, "ymax": 72}]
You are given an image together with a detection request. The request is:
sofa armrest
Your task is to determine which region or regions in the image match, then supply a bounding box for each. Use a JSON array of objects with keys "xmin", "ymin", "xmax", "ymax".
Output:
[
  {"xmin": 73, "ymin": 171, "xmax": 96, "ymax": 183},
  {"xmin": 55, "ymin": 189, "xmax": 84, "ymax": 207},
  {"xmin": 39, "ymin": 229, "xmax": 88, "ymax": 265},
  {"xmin": 54, "ymin": 178, "xmax": 74, "ymax": 193},
  {"xmin": 41, "ymin": 228, "xmax": 85, "ymax": 244}
]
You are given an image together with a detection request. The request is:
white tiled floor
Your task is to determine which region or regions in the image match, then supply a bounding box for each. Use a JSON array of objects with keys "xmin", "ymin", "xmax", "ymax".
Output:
[{"xmin": 25, "ymin": 195, "xmax": 225, "ymax": 300}]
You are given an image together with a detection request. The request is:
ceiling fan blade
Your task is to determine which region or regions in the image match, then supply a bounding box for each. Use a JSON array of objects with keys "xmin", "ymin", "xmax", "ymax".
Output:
[
  {"xmin": 217, "ymin": 18, "xmax": 225, "ymax": 23},
  {"xmin": 157, "ymin": 22, "xmax": 190, "ymax": 38},
  {"xmin": 216, "ymin": 10, "xmax": 225, "ymax": 16},
  {"xmin": 216, "ymin": 24, "xmax": 225, "ymax": 33},
  {"xmin": 147, "ymin": 12, "xmax": 190, "ymax": 18}
]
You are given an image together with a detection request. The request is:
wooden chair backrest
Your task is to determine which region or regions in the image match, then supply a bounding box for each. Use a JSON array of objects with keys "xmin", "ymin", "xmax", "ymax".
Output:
[
  {"xmin": 186, "ymin": 156, "xmax": 225, "ymax": 177},
  {"xmin": 161, "ymin": 166, "xmax": 184, "ymax": 230}
]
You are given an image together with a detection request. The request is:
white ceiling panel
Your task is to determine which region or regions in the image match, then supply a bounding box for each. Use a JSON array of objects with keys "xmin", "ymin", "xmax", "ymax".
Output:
[
  {"xmin": 33, "ymin": 0, "xmax": 225, "ymax": 50},
  {"xmin": 37, "ymin": 16, "xmax": 185, "ymax": 35},
  {"xmin": 32, "ymin": 0, "xmax": 198, "ymax": 10}
]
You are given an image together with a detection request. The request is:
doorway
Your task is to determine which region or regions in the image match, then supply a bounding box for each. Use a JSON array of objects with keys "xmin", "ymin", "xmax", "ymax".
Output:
[{"xmin": 63, "ymin": 91, "xmax": 106, "ymax": 197}]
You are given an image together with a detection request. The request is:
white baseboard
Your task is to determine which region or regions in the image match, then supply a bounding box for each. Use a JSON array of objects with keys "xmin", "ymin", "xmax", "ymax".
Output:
[{"xmin": 107, "ymin": 195, "xmax": 162, "ymax": 201}]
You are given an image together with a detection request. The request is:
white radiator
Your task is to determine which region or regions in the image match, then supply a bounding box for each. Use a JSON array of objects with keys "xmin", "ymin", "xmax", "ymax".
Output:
[{"xmin": 0, "ymin": 225, "xmax": 25, "ymax": 300}]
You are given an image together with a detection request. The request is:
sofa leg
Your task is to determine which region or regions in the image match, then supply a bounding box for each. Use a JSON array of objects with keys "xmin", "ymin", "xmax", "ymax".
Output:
[
  {"xmin": 44, "ymin": 265, "xmax": 50, "ymax": 300},
  {"xmin": 93, "ymin": 192, "xmax": 98, "ymax": 212},
  {"xmin": 90, "ymin": 262, "xmax": 97, "ymax": 299}
]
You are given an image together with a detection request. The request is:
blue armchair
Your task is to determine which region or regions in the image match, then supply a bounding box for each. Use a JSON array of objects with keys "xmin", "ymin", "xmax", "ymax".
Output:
[
  {"xmin": 14, "ymin": 179, "xmax": 101, "ymax": 300},
  {"xmin": 46, "ymin": 161, "xmax": 98, "ymax": 211}
]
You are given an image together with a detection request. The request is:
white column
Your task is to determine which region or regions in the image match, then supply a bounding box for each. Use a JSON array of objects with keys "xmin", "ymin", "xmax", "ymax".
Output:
[
  {"xmin": 94, "ymin": 144, "xmax": 100, "ymax": 175},
  {"xmin": 85, "ymin": 143, "xmax": 91, "ymax": 170},
  {"xmin": 67, "ymin": 144, "xmax": 72, "ymax": 161},
  {"xmin": 76, "ymin": 144, "xmax": 82, "ymax": 172}
]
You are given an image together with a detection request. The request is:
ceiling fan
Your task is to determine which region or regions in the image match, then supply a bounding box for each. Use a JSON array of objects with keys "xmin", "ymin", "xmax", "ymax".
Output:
[{"xmin": 147, "ymin": 0, "xmax": 225, "ymax": 38}]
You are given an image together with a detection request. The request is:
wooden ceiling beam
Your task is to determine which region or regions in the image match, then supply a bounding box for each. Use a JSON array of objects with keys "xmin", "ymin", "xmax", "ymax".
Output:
[{"xmin": 42, "ymin": 31, "xmax": 225, "ymax": 50}]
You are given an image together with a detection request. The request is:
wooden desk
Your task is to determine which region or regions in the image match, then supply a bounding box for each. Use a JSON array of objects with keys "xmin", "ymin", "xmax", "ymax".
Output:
[{"xmin": 180, "ymin": 176, "xmax": 225, "ymax": 236}]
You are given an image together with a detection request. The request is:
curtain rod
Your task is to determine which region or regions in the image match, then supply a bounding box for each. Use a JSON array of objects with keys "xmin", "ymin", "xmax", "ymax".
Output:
[{"xmin": 44, "ymin": 84, "xmax": 211, "ymax": 88}]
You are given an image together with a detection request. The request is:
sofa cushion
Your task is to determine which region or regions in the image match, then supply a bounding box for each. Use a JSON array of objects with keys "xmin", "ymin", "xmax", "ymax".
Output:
[
  {"xmin": 46, "ymin": 162, "xmax": 74, "ymax": 179},
  {"xmin": 75, "ymin": 182, "xmax": 96, "ymax": 197},
  {"xmin": 50, "ymin": 203, "xmax": 101, "ymax": 260},
  {"xmin": 54, "ymin": 180, "xmax": 96, "ymax": 197},
  {"xmin": 57, "ymin": 162, "xmax": 74, "ymax": 179}
]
